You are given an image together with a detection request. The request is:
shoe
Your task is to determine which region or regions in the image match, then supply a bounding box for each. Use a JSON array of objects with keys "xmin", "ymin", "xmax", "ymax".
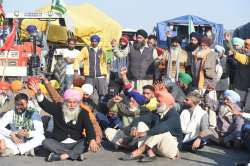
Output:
[
  {"xmin": 24, "ymin": 149, "xmax": 35, "ymax": 157},
  {"xmin": 78, "ymin": 154, "xmax": 86, "ymax": 161},
  {"xmin": 119, "ymin": 153, "xmax": 140, "ymax": 161},
  {"xmin": 138, "ymin": 156, "xmax": 157, "ymax": 163},
  {"xmin": 235, "ymin": 162, "xmax": 249, "ymax": 166},
  {"xmin": 47, "ymin": 153, "xmax": 61, "ymax": 162}
]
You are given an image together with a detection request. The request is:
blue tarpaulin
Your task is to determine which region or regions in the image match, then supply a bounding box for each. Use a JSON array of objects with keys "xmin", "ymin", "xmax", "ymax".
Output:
[{"xmin": 155, "ymin": 15, "xmax": 224, "ymax": 48}]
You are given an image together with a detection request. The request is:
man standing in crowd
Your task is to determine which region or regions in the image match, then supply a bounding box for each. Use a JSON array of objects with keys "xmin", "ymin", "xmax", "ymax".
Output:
[
  {"xmin": 164, "ymin": 36, "xmax": 188, "ymax": 84},
  {"xmin": 30, "ymin": 81, "xmax": 99, "ymax": 162},
  {"xmin": 186, "ymin": 32, "xmax": 201, "ymax": 76},
  {"xmin": 127, "ymin": 29, "xmax": 158, "ymax": 92},
  {"xmin": 63, "ymin": 38, "xmax": 80, "ymax": 90},
  {"xmin": 0, "ymin": 93, "xmax": 45, "ymax": 156},
  {"xmin": 74, "ymin": 35, "xmax": 108, "ymax": 97},
  {"xmin": 189, "ymin": 36, "xmax": 218, "ymax": 89},
  {"xmin": 147, "ymin": 35, "xmax": 165, "ymax": 81},
  {"xmin": 110, "ymin": 35, "xmax": 129, "ymax": 82},
  {"xmin": 232, "ymin": 38, "xmax": 250, "ymax": 112}
]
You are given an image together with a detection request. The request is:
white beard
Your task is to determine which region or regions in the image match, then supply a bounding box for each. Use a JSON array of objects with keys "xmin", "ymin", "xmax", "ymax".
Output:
[
  {"xmin": 0, "ymin": 94, "xmax": 7, "ymax": 107},
  {"xmin": 62, "ymin": 103, "xmax": 80, "ymax": 123},
  {"xmin": 157, "ymin": 104, "xmax": 168, "ymax": 114}
]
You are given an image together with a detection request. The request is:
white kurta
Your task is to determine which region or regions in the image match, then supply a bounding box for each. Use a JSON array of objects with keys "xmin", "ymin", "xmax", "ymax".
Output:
[{"xmin": 0, "ymin": 110, "xmax": 45, "ymax": 155}]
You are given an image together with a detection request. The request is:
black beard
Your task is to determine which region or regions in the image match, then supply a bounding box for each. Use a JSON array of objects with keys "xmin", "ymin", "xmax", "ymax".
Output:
[
  {"xmin": 82, "ymin": 98, "xmax": 92, "ymax": 104},
  {"xmin": 68, "ymin": 47, "xmax": 74, "ymax": 50},
  {"xmin": 183, "ymin": 104, "xmax": 192, "ymax": 109},
  {"xmin": 133, "ymin": 41, "xmax": 145, "ymax": 50},
  {"xmin": 188, "ymin": 43, "xmax": 199, "ymax": 51}
]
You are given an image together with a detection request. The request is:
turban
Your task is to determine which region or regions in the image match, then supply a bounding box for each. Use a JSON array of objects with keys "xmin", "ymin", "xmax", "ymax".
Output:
[
  {"xmin": 171, "ymin": 36, "xmax": 181, "ymax": 44},
  {"xmin": 90, "ymin": 35, "xmax": 101, "ymax": 43},
  {"xmin": 81, "ymin": 84, "xmax": 94, "ymax": 96},
  {"xmin": 72, "ymin": 77, "xmax": 85, "ymax": 88},
  {"xmin": 136, "ymin": 29, "xmax": 148, "ymax": 38},
  {"xmin": 215, "ymin": 45, "xmax": 225, "ymax": 54},
  {"xmin": 200, "ymin": 36, "xmax": 212, "ymax": 47},
  {"xmin": 127, "ymin": 90, "xmax": 148, "ymax": 105},
  {"xmin": 26, "ymin": 25, "xmax": 37, "ymax": 34},
  {"xmin": 186, "ymin": 91, "xmax": 202, "ymax": 104},
  {"xmin": 0, "ymin": 81, "xmax": 10, "ymax": 90},
  {"xmin": 232, "ymin": 37, "xmax": 244, "ymax": 48},
  {"xmin": 224, "ymin": 90, "xmax": 240, "ymax": 103},
  {"xmin": 38, "ymin": 83, "xmax": 48, "ymax": 95},
  {"xmin": 108, "ymin": 83, "xmax": 122, "ymax": 97},
  {"xmin": 190, "ymin": 32, "xmax": 202, "ymax": 42},
  {"xmin": 178, "ymin": 72, "xmax": 192, "ymax": 85},
  {"xmin": 27, "ymin": 76, "xmax": 39, "ymax": 84},
  {"xmin": 63, "ymin": 88, "xmax": 82, "ymax": 102},
  {"xmin": 155, "ymin": 91, "xmax": 175, "ymax": 106},
  {"xmin": 10, "ymin": 80, "xmax": 23, "ymax": 92},
  {"xmin": 72, "ymin": 87, "xmax": 84, "ymax": 98},
  {"xmin": 50, "ymin": 80, "xmax": 60, "ymax": 90},
  {"xmin": 120, "ymin": 35, "xmax": 129, "ymax": 45}
]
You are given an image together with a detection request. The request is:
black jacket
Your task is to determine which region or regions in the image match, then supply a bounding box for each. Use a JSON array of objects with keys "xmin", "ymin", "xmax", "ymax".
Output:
[
  {"xmin": 131, "ymin": 108, "xmax": 183, "ymax": 142},
  {"xmin": 38, "ymin": 97, "xmax": 95, "ymax": 142}
]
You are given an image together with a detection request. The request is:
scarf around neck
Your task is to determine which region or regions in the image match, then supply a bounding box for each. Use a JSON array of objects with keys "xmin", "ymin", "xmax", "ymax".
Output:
[{"xmin": 14, "ymin": 107, "xmax": 35, "ymax": 131}]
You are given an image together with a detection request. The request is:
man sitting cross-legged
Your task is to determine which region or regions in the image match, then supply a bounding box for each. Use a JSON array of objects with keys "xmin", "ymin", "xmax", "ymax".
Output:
[
  {"xmin": 119, "ymin": 83, "xmax": 182, "ymax": 162},
  {"xmin": 30, "ymin": 82, "xmax": 99, "ymax": 162},
  {"xmin": 0, "ymin": 93, "xmax": 45, "ymax": 156}
]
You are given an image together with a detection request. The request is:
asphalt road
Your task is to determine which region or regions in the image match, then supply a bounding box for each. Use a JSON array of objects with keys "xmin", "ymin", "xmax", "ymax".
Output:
[{"xmin": 0, "ymin": 143, "xmax": 249, "ymax": 166}]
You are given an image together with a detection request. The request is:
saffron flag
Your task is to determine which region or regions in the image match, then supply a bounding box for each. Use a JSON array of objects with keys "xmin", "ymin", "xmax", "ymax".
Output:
[{"xmin": 51, "ymin": 0, "xmax": 67, "ymax": 14}]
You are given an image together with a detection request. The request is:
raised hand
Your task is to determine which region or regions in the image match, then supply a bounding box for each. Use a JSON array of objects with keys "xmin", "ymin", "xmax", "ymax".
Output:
[
  {"xmin": 154, "ymin": 81, "xmax": 167, "ymax": 93},
  {"xmin": 29, "ymin": 79, "xmax": 41, "ymax": 94}
]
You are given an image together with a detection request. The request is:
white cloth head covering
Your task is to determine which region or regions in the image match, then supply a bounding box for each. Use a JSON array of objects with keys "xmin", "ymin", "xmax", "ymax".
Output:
[
  {"xmin": 81, "ymin": 84, "xmax": 94, "ymax": 95},
  {"xmin": 215, "ymin": 45, "xmax": 225, "ymax": 54}
]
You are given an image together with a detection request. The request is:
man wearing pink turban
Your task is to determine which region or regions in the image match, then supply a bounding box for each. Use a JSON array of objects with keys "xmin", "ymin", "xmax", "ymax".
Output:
[{"xmin": 31, "ymin": 85, "xmax": 99, "ymax": 162}]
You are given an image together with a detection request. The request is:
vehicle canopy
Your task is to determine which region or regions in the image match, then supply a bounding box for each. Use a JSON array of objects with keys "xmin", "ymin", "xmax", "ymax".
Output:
[
  {"xmin": 155, "ymin": 15, "xmax": 224, "ymax": 48},
  {"xmin": 20, "ymin": 3, "xmax": 122, "ymax": 50}
]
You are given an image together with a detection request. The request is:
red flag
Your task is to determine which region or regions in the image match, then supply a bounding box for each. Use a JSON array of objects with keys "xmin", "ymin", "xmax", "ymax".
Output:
[{"xmin": 0, "ymin": 19, "xmax": 17, "ymax": 51}]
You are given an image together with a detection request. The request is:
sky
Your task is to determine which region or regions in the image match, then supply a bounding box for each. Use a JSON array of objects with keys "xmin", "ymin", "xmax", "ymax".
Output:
[{"xmin": 3, "ymin": 0, "xmax": 250, "ymax": 32}]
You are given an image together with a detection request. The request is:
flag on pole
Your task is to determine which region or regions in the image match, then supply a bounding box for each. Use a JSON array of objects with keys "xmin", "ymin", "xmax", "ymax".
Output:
[
  {"xmin": 188, "ymin": 15, "xmax": 195, "ymax": 42},
  {"xmin": 51, "ymin": 0, "xmax": 67, "ymax": 14},
  {"xmin": 188, "ymin": 15, "xmax": 195, "ymax": 35}
]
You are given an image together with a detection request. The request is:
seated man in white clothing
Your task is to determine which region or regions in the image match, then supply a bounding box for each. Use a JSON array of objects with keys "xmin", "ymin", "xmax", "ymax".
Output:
[
  {"xmin": 180, "ymin": 91, "xmax": 209, "ymax": 152},
  {"xmin": 0, "ymin": 93, "xmax": 45, "ymax": 156}
]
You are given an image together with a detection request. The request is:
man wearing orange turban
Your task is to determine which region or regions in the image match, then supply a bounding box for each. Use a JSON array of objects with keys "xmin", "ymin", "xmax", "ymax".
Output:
[{"xmin": 119, "ymin": 83, "xmax": 182, "ymax": 162}]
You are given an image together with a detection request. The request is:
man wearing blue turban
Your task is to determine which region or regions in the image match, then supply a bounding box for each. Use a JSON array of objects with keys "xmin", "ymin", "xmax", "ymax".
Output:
[{"xmin": 73, "ymin": 34, "xmax": 108, "ymax": 96}]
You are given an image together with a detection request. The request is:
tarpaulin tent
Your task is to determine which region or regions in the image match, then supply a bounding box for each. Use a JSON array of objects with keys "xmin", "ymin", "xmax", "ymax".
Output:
[
  {"xmin": 155, "ymin": 15, "xmax": 224, "ymax": 48},
  {"xmin": 21, "ymin": 3, "xmax": 122, "ymax": 50},
  {"xmin": 233, "ymin": 22, "xmax": 250, "ymax": 40}
]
